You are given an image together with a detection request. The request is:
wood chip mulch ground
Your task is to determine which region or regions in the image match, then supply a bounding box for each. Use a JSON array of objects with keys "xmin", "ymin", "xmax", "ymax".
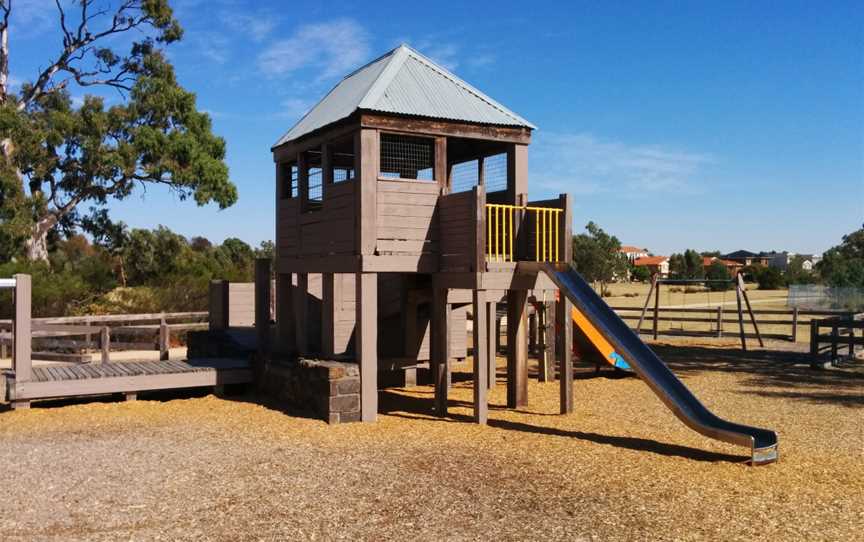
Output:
[{"xmin": 0, "ymin": 340, "xmax": 861, "ymax": 541}]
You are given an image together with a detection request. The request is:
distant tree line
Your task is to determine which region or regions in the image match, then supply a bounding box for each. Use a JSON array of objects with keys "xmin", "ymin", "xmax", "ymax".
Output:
[{"xmin": 0, "ymin": 223, "xmax": 271, "ymax": 318}]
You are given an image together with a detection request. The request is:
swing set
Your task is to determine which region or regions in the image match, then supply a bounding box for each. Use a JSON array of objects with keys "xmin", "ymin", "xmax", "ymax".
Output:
[{"xmin": 636, "ymin": 273, "xmax": 764, "ymax": 350}]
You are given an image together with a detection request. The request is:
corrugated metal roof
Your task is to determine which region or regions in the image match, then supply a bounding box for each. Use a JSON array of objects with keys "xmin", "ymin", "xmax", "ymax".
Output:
[{"xmin": 273, "ymin": 44, "xmax": 535, "ymax": 147}]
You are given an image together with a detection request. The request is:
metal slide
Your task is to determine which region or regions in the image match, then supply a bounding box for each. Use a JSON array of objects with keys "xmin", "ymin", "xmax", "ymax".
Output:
[{"xmin": 540, "ymin": 262, "xmax": 779, "ymax": 465}]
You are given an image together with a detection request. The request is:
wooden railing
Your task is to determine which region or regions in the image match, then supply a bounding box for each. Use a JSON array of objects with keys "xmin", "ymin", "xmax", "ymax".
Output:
[
  {"xmin": 485, "ymin": 198, "xmax": 569, "ymax": 263},
  {"xmin": 809, "ymin": 314, "xmax": 864, "ymax": 366},
  {"xmin": 0, "ymin": 311, "xmax": 208, "ymax": 364}
]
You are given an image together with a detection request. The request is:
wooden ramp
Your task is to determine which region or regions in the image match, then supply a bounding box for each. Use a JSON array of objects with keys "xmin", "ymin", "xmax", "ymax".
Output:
[{"xmin": 5, "ymin": 358, "xmax": 252, "ymax": 407}]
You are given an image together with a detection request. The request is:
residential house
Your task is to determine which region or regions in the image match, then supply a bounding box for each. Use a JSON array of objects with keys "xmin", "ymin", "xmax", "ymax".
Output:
[
  {"xmin": 703, "ymin": 256, "xmax": 743, "ymax": 277},
  {"xmin": 769, "ymin": 252, "xmax": 821, "ymax": 272},
  {"xmin": 634, "ymin": 256, "xmax": 669, "ymax": 277},
  {"xmin": 619, "ymin": 245, "xmax": 650, "ymax": 263},
  {"xmin": 722, "ymin": 250, "xmax": 770, "ymax": 267}
]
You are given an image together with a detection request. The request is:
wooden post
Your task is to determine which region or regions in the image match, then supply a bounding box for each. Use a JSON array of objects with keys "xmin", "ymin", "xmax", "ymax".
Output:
[
  {"xmin": 557, "ymin": 295, "xmax": 573, "ymax": 414},
  {"xmin": 546, "ymin": 300, "xmax": 557, "ymax": 381},
  {"xmin": 322, "ymin": 272, "xmax": 335, "ymax": 357},
  {"xmin": 506, "ymin": 289, "xmax": 528, "ymax": 408},
  {"xmin": 528, "ymin": 310, "xmax": 537, "ymax": 355},
  {"xmin": 809, "ymin": 320, "xmax": 818, "ymax": 357},
  {"xmin": 736, "ymin": 278, "xmax": 747, "ymax": 351},
  {"xmin": 637, "ymin": 275, "xmax": 657, "ymax": 335},
  {"xmin": 125, "ymin": 392, "xmax": 137, "ymax": 402},
  {"xmin": 791, "ymin": 307, "xmax": 799, "ymax": 342},
  {"xmin": 297, "ymin": 150, "xmax": 309, "ymax": 212},
  {"xmin": 472, "ymin": 185, "xmax": 486, "ymax": 272},
  {"xmin": 355, "ymin": 128, "xmax": 378, "ymax": 255},
  {"xmin": 537, "ymin": 302, "xmax": 548, "ymax": 382},
  {"xmin": 716, "ymin": 306, "xmax": 723, "ymax": 338},
  {"xmin": 473, "ymin": 290, "xmax": 488, "ymax": 424},
  {"xmin": 12, "ymin": 274, "xmax": 31, "ymax": 384},
  {"xmin": 830, "ymin": 323, "xmax": 838, "ymax": 362},
  {"xmin": 435, "ymin": 136, "xmax": 449, "ymax": 193},
  {"xmin": 158, "ymin": 317, "xmax": 170, "ymax": 361},
  {"xmin": 848, "ymin": 320, "xmax": 855, "ymax": 357},
  {"xmin": 653, "ymin": 280, "xmax": 660, "ymax": 340},
  {"xmin": 432, "ymin": 287, "xmax": 450, "ymax": 416},
  {"xmin": 738, "ymin": 274, "xmax": 764, "ymax": 347},
  {"xmin": 321, "ymin": 142, "xmax": 333, "ymax": 200},
  {"xmin": 558, "ymin": 193, "xmax": 573, "ymax": 263},
  {"xmin": 100, "ymin": 326, "xmax": 110, "ymax": 364},
  {"xmin": 356, "ymin": 272, "xmax": 378, "ymax": 422},
  {"xmin": 486, "ymin": 299, "xmax": 496, "ymax": 390},
  {"xmin": 294, "ymin": 273, "xmax": 309, "ymax": 355},
  {"xmin": 208, "ymin": 280, "xmax": 229, "ymax": 330},
  {"xmin": 495, "ymin": 313, "xmax": 502, "ymax": 354},
  {"xmin": 276, "ymin": 272, "xmax": 295, "ymax": 354},
  {"xmin": 254, "ymin": 259, "xmax": 272, "ymax": 376}
]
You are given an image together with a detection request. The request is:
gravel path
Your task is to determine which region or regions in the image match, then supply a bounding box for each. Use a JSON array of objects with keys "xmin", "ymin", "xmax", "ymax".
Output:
[{"xmin": 0, "ymin": 343, "xmax": 861, "ymax": 541}]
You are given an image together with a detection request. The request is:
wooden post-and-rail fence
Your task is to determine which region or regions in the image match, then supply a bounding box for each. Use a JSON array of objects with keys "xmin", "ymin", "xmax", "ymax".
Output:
[
  {"xmin": 612, "ymin": 305, "xmax": 855, "ymax": 343},
  {"xmin": 809, "ymin": 314, "xmax": 864, "ymax": 367},
  {"xmin": 0, "ymin": 279, "xmax": 208, "ymax": 367}
]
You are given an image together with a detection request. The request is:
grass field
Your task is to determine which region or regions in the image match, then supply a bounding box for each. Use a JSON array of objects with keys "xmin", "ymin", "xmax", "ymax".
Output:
[{"xmin": 0, "ymin": 344, "xmax": 861, "ymax": 541}]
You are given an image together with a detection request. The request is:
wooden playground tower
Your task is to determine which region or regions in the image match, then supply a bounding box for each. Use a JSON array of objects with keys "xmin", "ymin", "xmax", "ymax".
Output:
[{"xmin": 271, "ymin": 45, "xmax": 573, "ymax": 423}]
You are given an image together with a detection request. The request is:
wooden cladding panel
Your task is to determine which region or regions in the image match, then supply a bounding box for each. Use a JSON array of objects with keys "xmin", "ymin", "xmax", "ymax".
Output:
[
  {"xmin": 439, "ymin": 189, "xmax": 483, "ymax": 272},
  {"xmin": 376, "ymin": 180, "xmax": 440, "ymax": 257},
  {"xmin": 277, "ymin": 180, "xmax": 358, "ymax": 263}
]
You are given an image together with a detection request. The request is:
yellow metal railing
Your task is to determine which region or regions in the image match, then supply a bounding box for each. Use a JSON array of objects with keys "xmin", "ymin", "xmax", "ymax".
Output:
[{"xmin": 485, "ymin": 204, "xmax": 563, "ymax": 262}]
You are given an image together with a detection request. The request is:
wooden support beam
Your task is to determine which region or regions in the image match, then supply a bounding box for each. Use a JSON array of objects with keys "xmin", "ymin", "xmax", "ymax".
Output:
[
  {"xmin": 739, "ymin": 273, "xmax": 764, "ymax": 347},
  {"xmin": 435, "ymin": 136, "xmax": 448, "ymax": 193},
  {"xmin": 558, "ymin": 296, "xmax": 573, "ymax": 414},
  {"xmin": 294, "ymin": 273, "xmax": 309, "ymax": 355},
  {"xmin": 276, "ymin": 273, "xmax": 295, "ymax": 354},
  {"xmin": 487, "ymin": 299, "xmax": 496, "ymax": 390},
  {"xmin": 356, "ymin": 128, "xmax": 378, "ymax": 255},
  {"xmin": 473, "ymin": 290, "xmax": 488, "ymax": 424},
  {"xmin": 546, "ymin": 300, "xmax": 557, "ymax": 381},
  {"xmin": 13, "ymin": 274, "xmax": 31, "ymax": 383},
  {"xmin": 100, "ymin": 326, "xmax": 110, "ymax": 364},
  {"xmin": 506, "ymin": 289, "xmax": 528, "ymax": 408},
  {"xmin": 356, "ymin": 272, "xmax": 378, "ymax": 422},
  {"xmin": 736, "ymin": 279, "xmax": 747, "ymax": 351},
  {"xmin": 254, "ymin": 259, "xmax": 272, "ymax": 378},
  {"xmin": 432, "ymin": 287, "xmax": 450, "ymax": 416},
  {"xmin": 158, "ymin": 318, "xmax": 170, "ymax": 361},
  {"xmin": 208, "ymin": 280, "xmax": 229, "ymax": 330},
  {"xmin": 322, "ymin": 272, "xmax": 335, "ymax": 357},
  {"xmin": 298, "ymin": 150, "xmax": 309, "ymax": 212},
  {"xmin": 321, "ymin": 142, "xmax": 333, "ymax": 200},
  {"xmin": 559, "ymin": 193, "xmax": 573, "ymax": 262}
]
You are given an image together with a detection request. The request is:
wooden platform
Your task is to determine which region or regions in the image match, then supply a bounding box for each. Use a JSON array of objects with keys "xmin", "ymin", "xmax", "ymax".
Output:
[{"xmin": 5, "ymin": 358, "xmax": 252, "ymax": 406}]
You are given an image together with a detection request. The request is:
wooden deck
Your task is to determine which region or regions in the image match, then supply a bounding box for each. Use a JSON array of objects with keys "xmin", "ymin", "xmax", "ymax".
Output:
[{"xmin": 5, "ymin": 358, "xmax": 252, "ymax": 406}]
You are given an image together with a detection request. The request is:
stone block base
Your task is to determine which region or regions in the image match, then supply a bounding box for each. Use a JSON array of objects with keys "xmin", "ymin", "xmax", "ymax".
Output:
[{"xmin": 261, "ymin": 358, "xmax": 361, "ymax": 424}]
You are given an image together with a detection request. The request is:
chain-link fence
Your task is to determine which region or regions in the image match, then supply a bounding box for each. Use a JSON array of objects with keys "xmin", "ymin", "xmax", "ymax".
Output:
[{"xmin": 787, "ymin": 285, "xmax": 864, "ymax": 311}]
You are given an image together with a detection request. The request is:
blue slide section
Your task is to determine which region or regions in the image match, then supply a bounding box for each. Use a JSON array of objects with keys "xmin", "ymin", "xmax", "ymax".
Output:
[{"xmin": 543, "ymin": 263, "xmax": 778, "ymax": 464}]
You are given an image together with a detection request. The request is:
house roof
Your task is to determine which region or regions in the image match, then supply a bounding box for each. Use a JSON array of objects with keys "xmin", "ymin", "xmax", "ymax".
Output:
[
  {"xmin": 619, "ymin": 245, "xmax": 648, "ymax": 253},
  {"xmin": 634, "ymin": 256, "xmax": 668, "ymax": 266},
  {"xmin": 273, "ymin": 44, "xmax": 536, "ymax": 148},
  {"xmin": 723, "ymin": 250, "xmax": 759, "ymax": 259}
]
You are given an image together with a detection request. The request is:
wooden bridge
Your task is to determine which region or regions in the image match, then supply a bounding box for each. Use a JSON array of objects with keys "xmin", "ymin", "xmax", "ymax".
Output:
[{"xmin": 2, "ymin": 275, "xmax": 252, "ymax": 409}]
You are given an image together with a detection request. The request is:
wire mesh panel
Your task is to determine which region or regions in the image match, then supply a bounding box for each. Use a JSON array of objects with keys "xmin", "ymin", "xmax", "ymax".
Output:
[
  {"xmin": 451, "ymin": 159, "xmax": 479, "ymax": 193},
  {"xmin": 333, "ymin": 167, "xmax": 355, "ymax": 182},
  {"xmin": 280, "ymin": 163, "xmax": 298, "ymax": 199},
  {"xmin": 483, "ymin": 153, "xmax": 507, "ymax": 192},
  {"xmin": 379, "ymin": 133, "xmax": 435, "ymax": 180},
  {"xmin": 307, "ymin": 167, "xmax": 323, "ymax": 203}
]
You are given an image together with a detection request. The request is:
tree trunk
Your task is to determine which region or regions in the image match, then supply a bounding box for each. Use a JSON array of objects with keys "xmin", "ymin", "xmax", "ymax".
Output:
[{"xmin": 24, "ymin": 215, "xmax": 56, "ymax": 262}]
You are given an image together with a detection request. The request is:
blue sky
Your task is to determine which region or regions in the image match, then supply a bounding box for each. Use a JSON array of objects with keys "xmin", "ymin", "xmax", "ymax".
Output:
[{"xmin": 9, "ymin": 0, "xmax": 863, "ymax": 256}]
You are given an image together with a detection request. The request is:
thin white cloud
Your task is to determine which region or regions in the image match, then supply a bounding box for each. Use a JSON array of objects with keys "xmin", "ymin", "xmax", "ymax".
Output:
[
  {"xmin": 416, "ymin": 42, "xmax": 460, "ymax": 71},
  {"xmin": 532, "ymin": 133, "xmax": 713, "ymax": 197},
  {"xmin": 219, "ymin": 12, "xmax": 277, "ymax": 43},
  {"xmin": 258, "ymin": 19, "xmax": 370, "ymax": 79}
]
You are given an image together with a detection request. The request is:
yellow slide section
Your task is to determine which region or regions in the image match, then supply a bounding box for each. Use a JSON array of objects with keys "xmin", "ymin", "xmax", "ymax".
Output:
[{"xmin": 571, "ymin": 306, "xmax": 631, "ymax": 371}]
